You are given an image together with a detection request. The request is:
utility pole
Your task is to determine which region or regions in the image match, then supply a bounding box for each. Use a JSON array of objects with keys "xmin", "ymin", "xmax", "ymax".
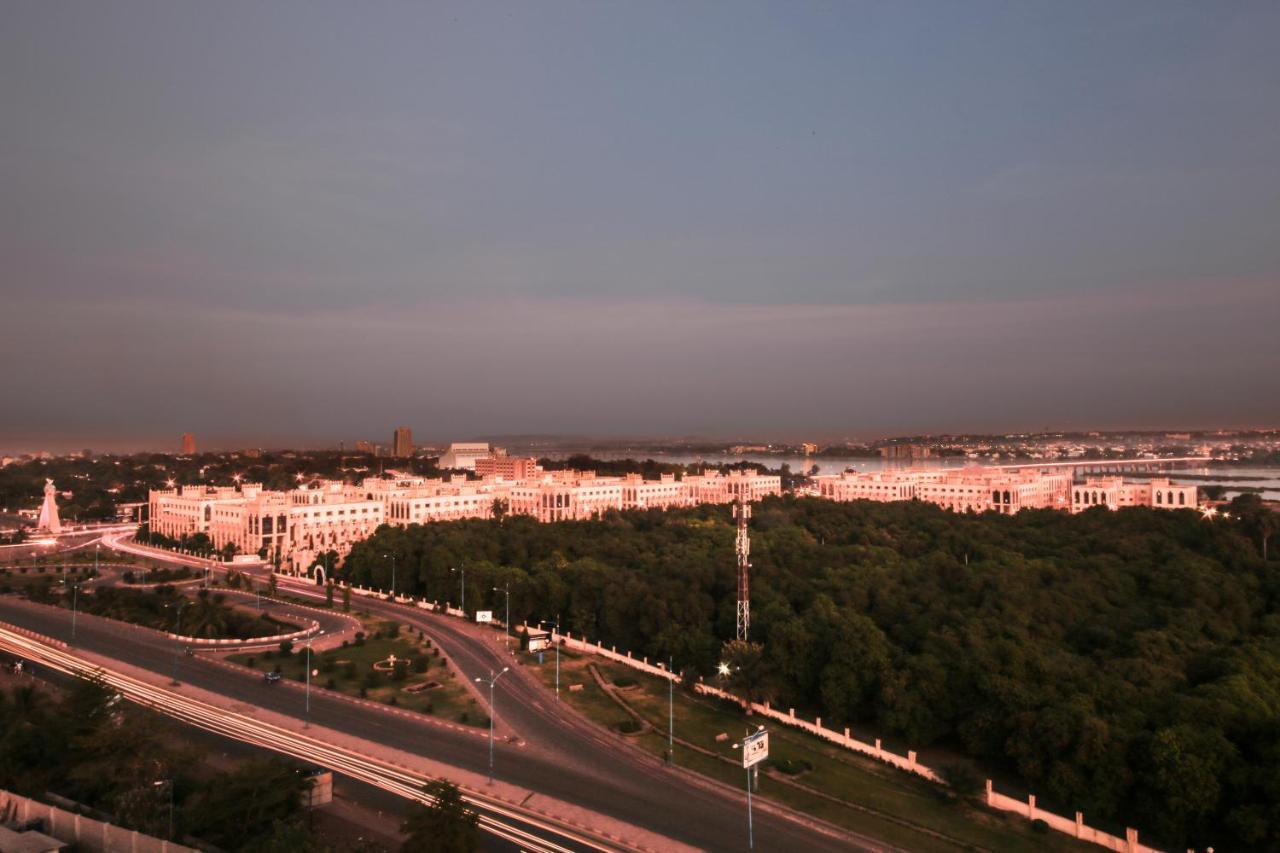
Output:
[
  {"xmin": 735, "ymin": 492, "xmax": 752, "ymax": 642},
  {"xmin": 169, "ymin": 601, "xmax": 189, "ymax": 686}
]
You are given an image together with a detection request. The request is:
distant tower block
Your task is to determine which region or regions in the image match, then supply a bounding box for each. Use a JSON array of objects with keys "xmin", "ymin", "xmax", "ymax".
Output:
[
  {"xmin": 735, "ymin": 493, "xmax": 751, "ymax": 641},
  {"xmin": 36, "ymin": 479, "xmax": 61, "ymax": 534},
  {"xmin": 181, "ymin": 432, "xmax": 197, "ymax": 454}
]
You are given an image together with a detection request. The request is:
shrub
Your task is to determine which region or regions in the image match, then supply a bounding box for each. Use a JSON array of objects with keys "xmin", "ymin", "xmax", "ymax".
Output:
[
  {"xmin": 613, "ymin": 676, "xmax": 637, "ymax": 689},
  {"xmin": 325, "ymin": 678, "xmax": 336, "ymax": 690},
  {"xmin": 618, "ymin": 718, "xmax": 642, "ymax": 734},
  {"xmin": 245, "ymin": 657, "xmax": 256, "ymax": 669},
  {"xmin": 768, "ymin": 758, "xmax": 813, "ymax": 776},
  {"xmin": 411, "ymin": 656, "xmax": 429, "ymax": 674},
  {"xmin": 354, "ymin": 631, "xmax": 365, "ymax": 646},
  {"xmin": 1031, "ymin": 819, "xmax": 1049, "ymax": 835},
  {"xmin": 458, "ymin": 712, "xmax": 469, "ymax": 724},
  {"xmin": 392, "ymin": 659, "xmax": 408, "ymax": 681},
  {"xmin": 388, "ymin": 695, "xmax": 398, "ymax": 706},
  {"xmin": 359, "ymin": 687, "xmax": 368, "ymax": 698},
  {"xmin": 940, "ymin": 763, "xmax": 985, "ymax": 798},
  {"xmin": 278, "ymin": 640, "xmax": 294, "ymax": 655}
]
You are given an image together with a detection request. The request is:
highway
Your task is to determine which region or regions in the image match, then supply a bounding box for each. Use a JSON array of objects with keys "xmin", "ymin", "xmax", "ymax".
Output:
[{"xmin": 3, "ymin": 536, "xmax": 886, "ymax": 852}]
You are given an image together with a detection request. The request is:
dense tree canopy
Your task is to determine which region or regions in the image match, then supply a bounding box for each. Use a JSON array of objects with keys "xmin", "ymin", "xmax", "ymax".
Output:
[{"xmin": 342, "ymin": 496, "xmax": 1280, "ymax": 850}]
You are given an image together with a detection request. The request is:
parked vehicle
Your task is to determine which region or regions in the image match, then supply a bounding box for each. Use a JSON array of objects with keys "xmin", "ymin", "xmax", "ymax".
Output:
[{"xmin": 263, "ymin": 671, "xmax": 281, "ymax": 684}]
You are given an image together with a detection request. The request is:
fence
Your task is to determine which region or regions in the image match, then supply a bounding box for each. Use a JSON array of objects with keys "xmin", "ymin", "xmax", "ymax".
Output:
[{"xmin": 0, "ymin": 789, "xmax": 195, "ymax": 853}]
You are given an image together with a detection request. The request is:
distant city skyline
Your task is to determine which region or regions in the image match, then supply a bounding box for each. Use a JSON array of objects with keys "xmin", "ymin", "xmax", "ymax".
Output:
[{"xmin": 4, "ymin": 2, "xmax": 1278, "ymax": 451}]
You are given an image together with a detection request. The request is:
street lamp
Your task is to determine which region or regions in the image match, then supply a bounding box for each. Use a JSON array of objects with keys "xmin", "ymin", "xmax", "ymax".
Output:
[
  {"xmin": 731, "ymin": 725, "xmax": 766, "ymax": 851},
  {"xmin": 382, "ymin": 552, "xmax": 396, "ymax": 599},
  {"xmin": 305, "ymin": 631, "xmax": 324, "ymax": 727},
  {"xmin": 167, "ymin": 600, "xmax": 190, "ymax": 685},
  {"xmin": 475, "ymin": 667, "xmax": 510, "ymax": 783},
  {"xmin": 451, "ymin": 565, "xmax": 466, "ymax": 614},
  {"xmin": 668, "ymin": 656, "xmax": 675, "ymax": 764},
  {"xmin": 539, "ymin": 616, "xmax": 561, "ymax": 700},
  {"xmin": 153, "ymin": 779, "xmax": 174, "ymax": 840},
  {"xmin": 493, "ymin": 583, "xmax": 510, "ymax": 650},
  {"xmin": 61, "ymin": 576, "xmax": 81, "ymax": 643}
]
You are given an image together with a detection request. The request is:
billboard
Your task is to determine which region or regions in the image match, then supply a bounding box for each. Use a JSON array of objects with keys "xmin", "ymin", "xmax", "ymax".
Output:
[
  {"xmin": 742, "ymin": 730, "xmax": 769, "ymax": 768},
  {"xmin": 527, "ymin": 632, "xmax": 551, "ymax": 652},
  {"xmin": 475, "ymin": 610, "xmax": 493, "ymax": 623}
]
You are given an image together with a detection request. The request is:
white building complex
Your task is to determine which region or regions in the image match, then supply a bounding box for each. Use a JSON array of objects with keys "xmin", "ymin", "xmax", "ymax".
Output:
[
  {"xmin": 815, "ymin": 466, "xmax": 1197, "ymax": 516},
  {"xmin": 148, "ymin": 462, "xmax": 781, "ymax": 572}
]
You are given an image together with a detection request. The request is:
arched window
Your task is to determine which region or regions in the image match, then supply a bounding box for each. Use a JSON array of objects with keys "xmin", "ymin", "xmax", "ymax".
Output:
[
  {"xmin": 1100, "ymin": 492, "xmax": 1106, "ymax": 504},
  {"xmin": 1074, "ymin": 490, "xmax": 1080, "ymax": 503},
  {"xmin": 1156, "ymin": 491, "xmax": 1163, "ymax": 505},
  {"xmin": 1178, "ymin": 492, "xmax": 1185, "ymax": 505},
  {"xmin": 993, "ymin": 490, "xmax": 1000, "ymax": 504},
  {"xmin": 1003, "ymin": 490, "xmax": 1011, "ymax": 504}
]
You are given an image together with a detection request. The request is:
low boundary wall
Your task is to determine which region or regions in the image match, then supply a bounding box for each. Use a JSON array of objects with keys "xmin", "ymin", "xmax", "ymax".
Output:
[{"xmin": 0, "ymin": 789, "xmax": 195, "ymax": 853}]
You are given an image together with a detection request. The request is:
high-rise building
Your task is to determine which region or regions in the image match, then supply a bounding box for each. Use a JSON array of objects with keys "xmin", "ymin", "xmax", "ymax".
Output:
[
  {"xmin": 393, "ymin": 426, "xmax": 414, "ymax": 458},
  {"xmin": 180, "ymin": 433, "xmax": 197, "ymax": 455},
  {"xmin": 354, "ymin": 440, "xmax": 374, "ymax": 454}
]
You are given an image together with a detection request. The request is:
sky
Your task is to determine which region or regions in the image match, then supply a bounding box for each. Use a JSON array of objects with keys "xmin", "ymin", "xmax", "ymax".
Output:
[{"xmin": 3, "ymin": 1, "xmax": 1279, "ymax": 452}]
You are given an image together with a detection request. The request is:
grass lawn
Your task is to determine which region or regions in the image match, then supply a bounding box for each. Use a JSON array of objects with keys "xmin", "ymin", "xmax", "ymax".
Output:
[
  {"xmin": 524, "ymin": 649, "xmax": 1093, "ymax": 853},
  {"xmin": 228, "ymin": 620, "xmax": 486, "ymax": 727}
]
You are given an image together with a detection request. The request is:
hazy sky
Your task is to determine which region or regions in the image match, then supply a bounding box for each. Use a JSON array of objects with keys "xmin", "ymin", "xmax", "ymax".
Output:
[{"xmin": 4, "ymin": 2, "xmax": 1278, "ymax": 452}]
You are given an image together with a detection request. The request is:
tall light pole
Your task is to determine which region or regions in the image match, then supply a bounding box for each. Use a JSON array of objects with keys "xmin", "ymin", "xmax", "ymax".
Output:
[
  {"xmin": 382, "ymin": 552, "xmax": 396, "ymax": 599},
  {"xmin": 475, "ymin": 667, "xmax": 510, "ymax": 783},
  {"xmin": 305, "ymin": 631, "xmax": 323, "ymax": 727},
  {"xmin": 733, "ymin": 726, "xmax": 765, "ymax": 851},
  {"xmin": 451, "ymin": 565, "xmax": 466, "ymax": 614},
  {"xmin": 62, "ymin": 576, "xmax": 80, "ymax": 643},
  {"xmin": 493, "ymin": 583, "xmax": 510, "ymax": 650},
  {"xmin": 541, "ymin": 616, "xmax": 561, "ymax": 699},
  {"xmin": 168, "ymin": 600, "xmax": 189, "ymax": 686},
  {"xmin": 668, "ymin": 656, "xmax": 675, "ymax": 764},
  {"xmin": 154, "ymin": 779, "xmax": 174, "ymax": 840}
]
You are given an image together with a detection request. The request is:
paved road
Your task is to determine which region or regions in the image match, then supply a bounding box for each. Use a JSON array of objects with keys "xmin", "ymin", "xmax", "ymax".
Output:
[{"xmin": 0, "ymin": 595, "xmax": 876, "ymax": 853}]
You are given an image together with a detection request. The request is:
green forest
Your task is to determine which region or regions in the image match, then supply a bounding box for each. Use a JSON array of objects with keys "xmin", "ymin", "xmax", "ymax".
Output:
[{"xmin": 342, "ymin": 494, "xmax": 1280, "ymax": 851}]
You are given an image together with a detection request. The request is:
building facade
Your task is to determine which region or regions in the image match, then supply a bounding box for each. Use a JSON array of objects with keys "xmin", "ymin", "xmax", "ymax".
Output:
[
  {"xmin": 393, "ymin": 427, "xmax": 414, "ymax": 458},
  {"xmin": 439, "ymin": 442, "xmax": 491, "ymax": 470},
  {"xmin": 180, "ymin": 433, "xmax": 197, "ymax": 455}
]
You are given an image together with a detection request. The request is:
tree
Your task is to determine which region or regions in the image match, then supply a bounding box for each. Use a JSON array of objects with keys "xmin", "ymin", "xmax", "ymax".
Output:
[
  {"xmin": 401, "ymin": 780, "xmax": 479, "ymax": 853},
  {"xmin": 182, "ymin": 759, "xmax": 312, "ymax": 850},
  {"xmin": 325, "ymin": 582, "xmax": 334, "ymax": 608},
  {"xmin": 719, "ymin": 640, "xmax": 773, "ymax": 709},
  {"xmin": 342, "ymin": 585, "xmax": 351, "ymax": 612}
]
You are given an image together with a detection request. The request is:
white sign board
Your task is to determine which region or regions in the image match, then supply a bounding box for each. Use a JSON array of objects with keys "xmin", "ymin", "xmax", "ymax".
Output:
[
  {"xmin": 528, "ymin": 634, "xmax": 550, "ymax": 652},
  {"xmin": 742, "ymin": 730, "xmax": 769, "ymax": 768},
  {"xmin": 475, "ymin": 610, "xmax": 493, "ymax": 623}
]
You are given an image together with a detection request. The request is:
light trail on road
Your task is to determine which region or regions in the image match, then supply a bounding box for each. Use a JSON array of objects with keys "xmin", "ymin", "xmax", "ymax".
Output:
[{"xmin": 0, "ymin": 624, "xmax": 638, "ymax": 853}]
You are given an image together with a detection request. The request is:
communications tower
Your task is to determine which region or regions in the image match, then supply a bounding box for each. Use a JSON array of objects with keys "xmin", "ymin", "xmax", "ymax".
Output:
[{"xmin": 734, "ymin": 491, "xmax": 751, "ymax": 641}]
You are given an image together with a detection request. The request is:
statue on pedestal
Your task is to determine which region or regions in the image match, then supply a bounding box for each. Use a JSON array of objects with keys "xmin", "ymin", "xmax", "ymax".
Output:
[{"xmin": 36, "ymin": 479, "xmax": 62, "ymax": 534}]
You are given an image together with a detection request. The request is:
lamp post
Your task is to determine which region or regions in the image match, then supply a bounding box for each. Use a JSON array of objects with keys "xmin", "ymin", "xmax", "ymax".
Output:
[
  {"xmin": 732, "ymin": 726, "xmax": 765, "ymax": 851},
  {"xmin": 668, "ymin": 656, "xmax": 675, "ymax": 764},
  {"xmin": 305, "ymin": 631, "xmax": 323, "ymax": 727},
  {"xmin": 451, "ymin": 565, "xmax": 466, "ymax": 614},
  {"xmin": 493, "ymin": 583, "xmax": 510, "ymax": 650},
  {"xmin": 154, "ymin": 779, "xmax": 174, "ymax": 840},
  {"xmin": 62, "ymin": 576, "xmax": 80, "ymax": 643},
  {"xmin": 540, "ymin": 616, "xmax": 561, "ymax": 699},
  {"xmin": 475, "ymin": 667, "xmax": 510, "ymax": 783},
  {"xmin": 168, "ymin": 600, "xmax": 189, "ymax": 686},
  {"xmin": 382, "ymin": 552, "xmax": 396, "ymax": 599}
]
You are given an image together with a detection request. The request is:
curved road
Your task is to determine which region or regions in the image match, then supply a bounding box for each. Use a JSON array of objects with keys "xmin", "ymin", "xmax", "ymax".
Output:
[{"xmin": 87, "ymin": 535, "xmax": 889, "ymax": 851}]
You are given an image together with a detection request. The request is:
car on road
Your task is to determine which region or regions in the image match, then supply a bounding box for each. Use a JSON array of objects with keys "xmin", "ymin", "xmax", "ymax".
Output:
[{"xmin": 263, "ymin": 671, "xmax": 281, "ymax": 684}]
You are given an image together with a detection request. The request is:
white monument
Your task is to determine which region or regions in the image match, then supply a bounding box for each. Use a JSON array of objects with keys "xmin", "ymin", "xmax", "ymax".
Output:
[{"xmin": 36, "ymin": 479, "xmax": 61, "ymax": 534}]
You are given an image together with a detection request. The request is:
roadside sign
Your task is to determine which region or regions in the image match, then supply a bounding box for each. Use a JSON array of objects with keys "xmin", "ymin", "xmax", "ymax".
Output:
[
  {"xmin": 527, "ymin": 629, "xmax": 550, "ymax": 652},
  {"xmin": 742, "ymin": 730, "xmax": 768, "ymax": 768},
  {"xmin": 475, "ymin": 610, "xmax": 493, "ymax": 623}
]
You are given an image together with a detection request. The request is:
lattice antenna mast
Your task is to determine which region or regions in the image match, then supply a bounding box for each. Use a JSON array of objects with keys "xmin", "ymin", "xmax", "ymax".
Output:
[{"xmin": 735, "ymin": 490, "xmax": 752, "ymax": 641}]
